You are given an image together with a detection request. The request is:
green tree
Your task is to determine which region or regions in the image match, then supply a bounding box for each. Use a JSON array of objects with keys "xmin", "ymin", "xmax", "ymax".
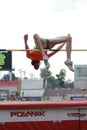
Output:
[
  {"xmin": 56, "ymin": 69, "xmax": 66, "ymax": 88},
  {"xmin": 65, "ymin": 79, "xmax": 74, "ymax": 88},
  {"xmin": 47, "ymin": 76, "xmax": 56, "ymax": 88},
  {"xmin": 2, "ymin": 72, "xmax": 18, "ymax": 80},
  {"xmin": 40, "ymin": 68, "xmax": 52, "ymax": 78},
  {"xmin": 40, "ymin": 68, "xmax": 53, "ymax": 88},
  {"xmin": 40, "ymin": 68, "xmax": 74, "ymax": 89}
]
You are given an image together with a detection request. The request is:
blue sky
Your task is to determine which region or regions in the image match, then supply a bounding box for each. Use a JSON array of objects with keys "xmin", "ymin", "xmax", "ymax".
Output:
[{"xmin": 0, "ymin": 0, "xmax": 87, "ymax": 80}]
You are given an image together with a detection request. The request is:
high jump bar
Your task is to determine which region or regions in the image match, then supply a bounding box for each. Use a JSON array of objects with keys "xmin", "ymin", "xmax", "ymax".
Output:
[{"xmin": 1, "ymin": 49, "xmax": 87, "ymax": 52}]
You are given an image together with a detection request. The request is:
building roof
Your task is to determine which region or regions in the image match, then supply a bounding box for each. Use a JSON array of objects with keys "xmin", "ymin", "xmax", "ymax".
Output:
[
  {"xmin": 0, "ymin": 80, "xmax": 19, "ymax": 87},
  {"xmin": 44, "ymin": 88, "xmax": 87, "ymax": 96}
]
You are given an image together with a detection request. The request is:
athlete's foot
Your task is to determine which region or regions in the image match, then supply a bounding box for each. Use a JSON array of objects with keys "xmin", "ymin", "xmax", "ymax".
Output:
[{"xmin": 64, "ymin": 60, "xmax": 74, "ymax": 72}]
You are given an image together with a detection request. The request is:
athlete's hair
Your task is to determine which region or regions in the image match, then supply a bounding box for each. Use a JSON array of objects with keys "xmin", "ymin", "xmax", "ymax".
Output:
[
  {"xmin": 31, "ymin": 60, "xmax": 39, "ymax": 65},
  {"xmin": 31, "ymin": 60, "xmax": 40, "ymax": 70}
]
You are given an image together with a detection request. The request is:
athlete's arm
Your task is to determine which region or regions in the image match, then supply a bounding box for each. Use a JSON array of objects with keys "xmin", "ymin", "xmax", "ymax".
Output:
[
  {"xmin": 24, "ymin": 34, "xmax": 28, "ymax": 45},
  {"xmin": 24, "ymin": 34, "xmax": 31, "ymax": 58},
  {"xmin": 48, "ymin": 42, "xmax": 65, "ymax": 57}
]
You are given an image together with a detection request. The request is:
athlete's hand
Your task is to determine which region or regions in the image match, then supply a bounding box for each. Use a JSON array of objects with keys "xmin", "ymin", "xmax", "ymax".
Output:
[{"xmin": 24, "ymin": 34, "xmax": 28, "ymax": 42}]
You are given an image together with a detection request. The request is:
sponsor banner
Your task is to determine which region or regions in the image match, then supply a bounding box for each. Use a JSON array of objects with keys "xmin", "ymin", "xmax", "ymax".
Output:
[
  {"xmin": 70, "ymin": 96, "xmax": 87, "ymax": 100},
  {"xmin": 0, "ymin": 108, "xmax": 86, "ymax": 123}
]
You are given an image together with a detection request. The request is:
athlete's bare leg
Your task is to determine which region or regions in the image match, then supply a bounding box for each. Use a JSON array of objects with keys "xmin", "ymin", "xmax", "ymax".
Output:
[
  {"xmin": 33, "ymin": 33, "xmax": 74, "ymax": 71},
  {"xmin": 49, "ymin": 34, "xmax": 72, "ymax": 60},
  {"xmin": 33, "ymin": 34, "xmax": 46, "ymax": 58},
  {"xmin": 33, "ymin": 34, "xmax": 50, "ymax": 69}
]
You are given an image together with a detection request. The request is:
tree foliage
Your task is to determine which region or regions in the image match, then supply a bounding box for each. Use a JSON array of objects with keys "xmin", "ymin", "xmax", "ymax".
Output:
[
  {"xmin": 40, "ymin": 68, "xmax": 73, "ymax": 88},
  {"xmin": 2, "ymin": 72, "xmax": 18, "ymax": 80},
  {"xmin": 40, "ymin": 68, "xmax": 52, "ymax": 78},
  {"xmin": 56, "ymin": 69, "xmax": 66, "ymax": 88}
]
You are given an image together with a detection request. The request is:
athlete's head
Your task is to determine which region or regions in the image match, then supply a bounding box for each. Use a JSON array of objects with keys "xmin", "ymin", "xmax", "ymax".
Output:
[{"xmin": 31, "ymin": 60, "xmax": 40, "ymax": 70}]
